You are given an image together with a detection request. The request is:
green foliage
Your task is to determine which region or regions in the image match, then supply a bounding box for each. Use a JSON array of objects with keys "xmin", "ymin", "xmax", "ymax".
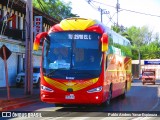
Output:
[
  {"xmin": 33, "ymin": 0, "xmax": 78, "ymax": 21},
  {"xmin": 140, "ymin": 41, "xmax": 160, "ymax": 59},
  {"xmin": 126, "ymin": 26, "xmax": 160, "ymax": 59},
  {"xmin": 111, "ymin": 24, "xmax": 160, "ymax": 60},
  {"xmin": 113, "ymin": 43, "xmax": 132, "ymax": 58},
  {"xmin": 111, "ymin": 25, "xmax": 120, "ymax": 33},
  {"xmin": 131, "ymin": 45, "xmax": 139, "ymax": 60}
]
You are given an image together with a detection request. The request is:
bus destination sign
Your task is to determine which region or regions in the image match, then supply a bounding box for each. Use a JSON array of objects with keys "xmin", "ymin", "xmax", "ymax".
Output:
[{"xmin": 68, "ymin": 34, "xmax": 91, "ymax": 40}]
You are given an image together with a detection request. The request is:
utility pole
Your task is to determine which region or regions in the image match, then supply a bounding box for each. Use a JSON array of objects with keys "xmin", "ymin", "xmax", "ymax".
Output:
[
  {"xmin": 25, "ymin": 0, "xmax": 33, "ymax": 95},
  {"xmin": 138, "ymin": 48, "xmax": 141, "ymax": 75},
  {"xmin": 116, "ymin": 0, "xmax": 120, "ymax": 26},
  {"xmin": 98, "ymin": 7, "xmax": 109, "ymax": 23},
  {"xmin": 100, "ymin": 8, "xmax": 103, "ymax": 23}
]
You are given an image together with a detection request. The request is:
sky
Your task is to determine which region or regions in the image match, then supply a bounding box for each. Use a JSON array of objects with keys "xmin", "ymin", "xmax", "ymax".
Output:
[{"xmin": 62, "ymin": 0, "xmax": 160, "ymax": 33}]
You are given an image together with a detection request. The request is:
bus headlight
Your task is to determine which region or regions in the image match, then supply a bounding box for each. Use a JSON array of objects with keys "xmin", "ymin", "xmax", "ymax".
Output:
[
  {"xmin": 41, "ymin": 85, "xmax": 54, "ymax": 92},
  {"xmin": 87, "ymin": 86, "xmax": 102, "ymax": 93}
]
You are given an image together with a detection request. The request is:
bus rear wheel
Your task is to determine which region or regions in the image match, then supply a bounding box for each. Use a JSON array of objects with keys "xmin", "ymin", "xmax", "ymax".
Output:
[
  {"xmin": 120, "ymin": 81, "xmax": 127, "ymax": 99},
  {"xmin": 120, "ymin": 91, "xmax": 126, "ymax": 99}
]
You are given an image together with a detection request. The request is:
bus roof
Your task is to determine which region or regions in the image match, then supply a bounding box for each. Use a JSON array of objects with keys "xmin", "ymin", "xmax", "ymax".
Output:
[{"xmin": 49, "ymin": 17, "xmax": 131, "ymax": 46}]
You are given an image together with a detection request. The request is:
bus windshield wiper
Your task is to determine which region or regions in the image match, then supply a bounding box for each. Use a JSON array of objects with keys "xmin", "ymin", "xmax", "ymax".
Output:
[{"xmin": 46, "ymin": 68, "xmax": 67, "ymax": 76}]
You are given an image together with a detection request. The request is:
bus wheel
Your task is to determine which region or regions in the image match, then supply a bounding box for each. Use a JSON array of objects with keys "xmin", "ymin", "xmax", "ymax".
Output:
[
  {"xmin": 55, "ymin": 104, "xmax": 64, "ymax": 107},
  {"xmin": 106, "ymin": 84, "xmax": 112, "ymax": 105},
  {"xmin": 120, "ymin": 91, "xmax": 126, "ymax": 99},
  {"xmin": 125, "ymin": 80, "xmax": 127, "ymax": 91},
  {"xmin": 120, "ymin": 81, "xmax": 126, "ymax": 99}
]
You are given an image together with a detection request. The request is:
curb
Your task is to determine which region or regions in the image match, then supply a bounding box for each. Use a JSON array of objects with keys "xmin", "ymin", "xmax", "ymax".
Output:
[
  {"xmin": 0, "ymin": 95, "xmax": 40, "ymax": 111},
  {"xmin": 0, "ymin": 99, "xmax": 40, "ymax": 111}
]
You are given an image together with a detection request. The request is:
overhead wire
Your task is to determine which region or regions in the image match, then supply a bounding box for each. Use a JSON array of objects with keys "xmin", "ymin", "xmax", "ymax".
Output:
[
  {"xmin": 85, "ymin": 0, "xmax": 116, "ymax": 25},
  {"xmin": 120, "ymin": 8, "xmax": 160, "ymax": 18},
  {"xmin": 36, "ymin": 0, "xmax": 60, "ymax": 25},
  {"xmin": 106, "ymin": 12, "xmax": 116, "ymax": 25},
  {"xmin": 86, "ymin": 0, "xmax": 160, "ymax": 28},
  {"xmin": 91, "ymin": 0, "xmax": 160, "ymax": 18},
  {"xmin": 36, "ymin": 0, "xmax": 57, "ymax": 25}
]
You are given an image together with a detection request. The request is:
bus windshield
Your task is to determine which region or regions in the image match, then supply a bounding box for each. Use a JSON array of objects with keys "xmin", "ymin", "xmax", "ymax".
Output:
[{"xmin": 42, "ymin": 31, "xmax": 102, "ymax": 79}]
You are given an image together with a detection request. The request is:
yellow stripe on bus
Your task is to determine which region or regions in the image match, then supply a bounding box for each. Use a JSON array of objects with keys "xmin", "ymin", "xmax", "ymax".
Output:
[
  {"xmin": 44, "ymin": 76, "xmax": 99, "ymax": 91},
  {"xmin": 107, "ymin": 70, "xmax": 131, "ymax": 72},
  {"xmin": 60, "ymin": 18, "xmax": 96, "ymax": 30}
]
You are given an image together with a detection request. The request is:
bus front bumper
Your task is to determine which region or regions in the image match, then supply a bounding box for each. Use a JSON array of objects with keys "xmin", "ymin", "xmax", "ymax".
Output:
[{"xmin": 40, "ymin": 91, "xmax": 104, "ymax": 105}]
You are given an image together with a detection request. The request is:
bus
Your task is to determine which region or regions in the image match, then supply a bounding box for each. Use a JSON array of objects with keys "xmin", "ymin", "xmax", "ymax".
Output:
[{"xmin": 33, "ymin": 18, "xmax": 132, "ymax": 106}]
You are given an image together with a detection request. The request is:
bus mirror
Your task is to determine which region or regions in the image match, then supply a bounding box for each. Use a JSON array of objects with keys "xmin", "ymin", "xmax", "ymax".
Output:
[
  {"xmin": 33, "ymin": 32, "xmax": 48, "ymax": 51},
  {"xmin": 101, "ymin": 33, "xmax": 109, "ymax": 52}
]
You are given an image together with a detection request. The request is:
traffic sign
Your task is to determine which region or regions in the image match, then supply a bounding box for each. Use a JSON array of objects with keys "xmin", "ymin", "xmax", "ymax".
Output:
[
  {"xmin": 0, "ymin": 44, "xmax": 11, "ymax": 100},
  {"xmin": 0, "ymin": 44, "xmax": 12, "ymax": 60}
]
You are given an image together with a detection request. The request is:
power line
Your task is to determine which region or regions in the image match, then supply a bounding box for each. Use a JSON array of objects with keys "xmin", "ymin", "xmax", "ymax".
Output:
[
  {"xmin": 120, "ymin": 8, "xmax": 160, "ymax": 18},
  {"xmin": 36, "ymin": 0, "xmax": 59, "ymax": 25},
  {"xmin": 86, "ymin": 0, "xmax": 116, "ymax": 24},
  {"xmin": 91, "ymin": 0, "xmax": 160, "ymax": 18},
  {"xmin": 106, "ymin": 12, "xmax": 116, "ymax": 25}
]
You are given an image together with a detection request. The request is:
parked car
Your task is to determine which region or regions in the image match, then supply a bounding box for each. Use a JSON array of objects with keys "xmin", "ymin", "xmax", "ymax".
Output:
[{"xmin": 16, "ymin": 67, "xmax": 40, "ymax": 88}]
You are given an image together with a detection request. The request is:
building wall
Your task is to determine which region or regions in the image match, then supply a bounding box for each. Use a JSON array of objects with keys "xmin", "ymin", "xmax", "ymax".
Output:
[
  {"xmin": 0, "ymin": 1, "xmax": 56, "ymax": 87},
  {"xmin": 0, "ymin": 40, "xmax": 42, "ymax": 87},
  {"xmin": 0, "ymin": 42, "xmax": 19, "ymax": 87}
]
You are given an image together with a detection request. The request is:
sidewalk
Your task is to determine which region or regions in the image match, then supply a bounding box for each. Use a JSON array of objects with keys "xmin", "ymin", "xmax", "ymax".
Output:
[{"xmin": 0, "ymin": 87, "xmax": 40, "ymax": 111}]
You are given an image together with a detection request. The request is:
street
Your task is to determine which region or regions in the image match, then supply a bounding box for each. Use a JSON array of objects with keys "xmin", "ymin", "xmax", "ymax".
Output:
[
  {"xmin": 0, "ymin": 1, "xmax": 160, "ymax": 120},
  {"xmin": 7, "ymin": 79, "xmax": 160, "ymax": 119}
]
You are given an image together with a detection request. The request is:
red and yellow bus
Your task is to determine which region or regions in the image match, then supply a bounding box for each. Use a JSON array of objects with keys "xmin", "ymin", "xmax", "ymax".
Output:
[{"xmin": 33, "ymin": 18, "xmax": 132, "ymax": 106}]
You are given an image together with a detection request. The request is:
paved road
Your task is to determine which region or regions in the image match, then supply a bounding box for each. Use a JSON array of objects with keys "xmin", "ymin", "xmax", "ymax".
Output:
[{"xmin": 6, "ymin": 79, "xmax": 160, "ymax": 119}]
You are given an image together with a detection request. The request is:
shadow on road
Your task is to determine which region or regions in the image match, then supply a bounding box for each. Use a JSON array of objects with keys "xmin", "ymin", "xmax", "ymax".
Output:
[
  {"xmin": 13, "ymin": 79, "xmax": 160, "ymax": 112},
  {"xmin": 55, "ymin": 80, "xmax": 159, "ymax": 112}
]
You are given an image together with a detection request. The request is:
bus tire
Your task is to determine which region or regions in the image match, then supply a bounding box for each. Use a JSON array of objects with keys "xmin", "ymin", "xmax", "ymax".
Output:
[
  {"xmin": 106, "ymin": 84, "xmax": 112, "ymax": 105},
  {"xmin": 125, "ymin": 80, "xmax": 127, "ymax": 91},
  {"xmin": 119, "ymin": 81, "xmax": 126, "ymax": 99},
  {"xmin": 55, "ymin": 104, "xmax": 64, "ymax": 107},
  {"xmin": 120, "ymin": 91, "xmax": 126, "ymax": 99}
]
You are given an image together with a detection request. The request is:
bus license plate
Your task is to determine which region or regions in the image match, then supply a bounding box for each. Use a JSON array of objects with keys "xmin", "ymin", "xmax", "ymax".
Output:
[{"xmin": 65, "ymin": 94, "xmax": 75, "ymax": 99}]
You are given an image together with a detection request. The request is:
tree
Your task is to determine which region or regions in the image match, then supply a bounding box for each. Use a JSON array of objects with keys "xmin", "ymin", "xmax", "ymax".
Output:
[
  {"xmin": 111, "ymin": 25, "xmax": 160, "ymax": 59},
  {"xmin": 126, "ymin": 26, "xmax": 160, "ymax": 59},
  {"xmin": 111, "ymin": 25, "xmax": 121, "ymax": 33},
  {"xmin": 141, "ymin": 41, "xmax": 160, "ymax": 59},
  {"xmin": 33, "ymin": 0, "xmax": 78, "ymax": 21}
]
